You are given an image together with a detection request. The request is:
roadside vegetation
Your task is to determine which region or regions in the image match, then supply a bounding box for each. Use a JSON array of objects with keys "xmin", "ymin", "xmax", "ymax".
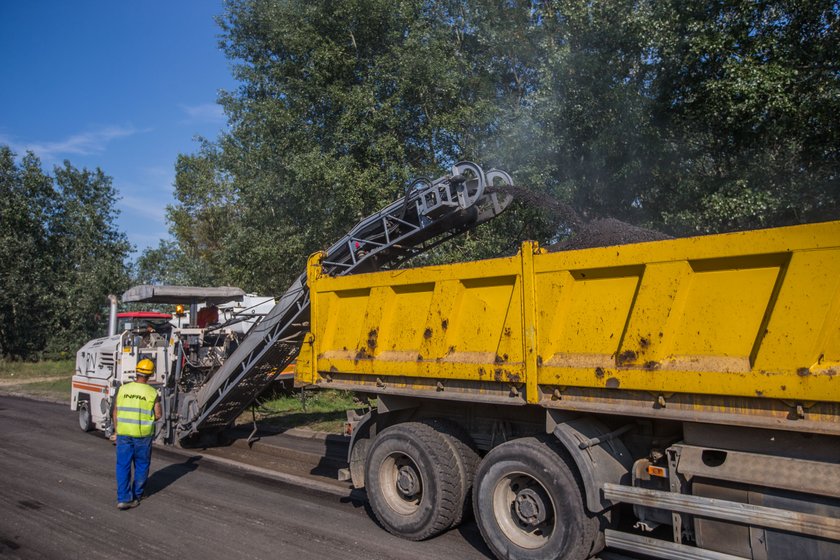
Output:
[
  {"xmin": 240, "ymin": 388, "xmax": 364, "ymax": 434},
  {"xmin": 0, "ymin": 359, "xmax": 73, "ymax": 381},
  {"xmin": 0, "ymin": 360, "xmax": 73, "ymax": 401},
  {"xmin": 0, "ymin": 361, "xmax": 357, "ymax": 433}
]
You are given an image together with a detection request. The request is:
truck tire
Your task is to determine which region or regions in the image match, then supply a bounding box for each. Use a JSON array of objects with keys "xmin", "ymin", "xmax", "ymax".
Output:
[
  {"xmin": 421, "ymin": 418, "xmax": 480, "ymax": 528},
  {"xmin": 473, "ymin": 436, "xmax": 599, "ymax": 560},
  {"xmin": 78, "ymin": 403, "xmax": 93, "ymax": 432},
  {"xmin": 365, "ymin": 422, "xmax": 462, "ymax": 540}
]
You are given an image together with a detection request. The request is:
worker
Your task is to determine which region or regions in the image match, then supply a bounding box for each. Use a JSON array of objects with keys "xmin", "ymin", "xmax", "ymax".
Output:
[
  {"xmin": 112, "ymin": 358, "xmax": 161, "ymax": 510},
  {"xmin": 139, "ymin": 324, "xmax": 157, "ymax": 347}
]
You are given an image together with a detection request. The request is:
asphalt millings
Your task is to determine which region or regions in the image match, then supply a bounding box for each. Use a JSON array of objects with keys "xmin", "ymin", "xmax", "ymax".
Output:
[
  {"xmin": 489, "ymin": 183, "xmax": 671, "ymax": 251},
  {"xmin": 547, "ymin": 217, "xmax": 672, "ymax": 251}
]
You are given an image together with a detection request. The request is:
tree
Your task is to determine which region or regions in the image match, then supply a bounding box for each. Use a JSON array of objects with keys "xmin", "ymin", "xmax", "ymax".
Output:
[
  {"xmin": 643, "ymin": 0, "xmax": 840, "ymax": 232},
  {"xmin": 0, "ymin": 147, "xmax": 55, "ymax": 358},
  {"xmin": 159, "ymin": 0, "xmax": 839, "ymax": 296},
  {"xmin": 0, "ymin": 146, "xmax": 132, "ymax": 359},
  {"xmin": 210, "ymin": 0, "xmax": 509, "ymax": 292},
  {"xmin": 47, "ymin": 162, "xmax": 132, "ymax": 354}
]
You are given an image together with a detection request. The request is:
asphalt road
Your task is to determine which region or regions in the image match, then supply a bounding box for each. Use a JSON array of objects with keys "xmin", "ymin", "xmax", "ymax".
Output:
[{"xmin": 0, "ymin": 395, "xmax": 494, "ymax": 560}]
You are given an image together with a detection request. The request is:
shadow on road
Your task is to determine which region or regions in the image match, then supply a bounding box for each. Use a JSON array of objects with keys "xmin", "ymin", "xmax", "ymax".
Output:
[
  {"xmin": 456, "ymin": 522, "xmax": 495, "ymax": 559},
  {"xmin": 310, "ymin": 434, "xmax": 349, "ymax": 478},
  {"xmin": 145, "ymin": 455, "xmax": 201, "ymax": 497}
]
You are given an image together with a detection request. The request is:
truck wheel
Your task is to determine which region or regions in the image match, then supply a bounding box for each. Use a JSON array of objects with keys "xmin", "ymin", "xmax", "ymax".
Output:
[
  {"xmin": 473, "ymin": 436, "xmax": 599, "ymax": 560},
  {"xmin": 365, "ymin": 422, "xmax": 461, "ymax": 540},
  {"xmin": 78, "ymin": 404, "xmax": 93, "ymax": 432},
  {"xmin": 421, "ymin": 419, "xmax": 480, "ymax": 528}
]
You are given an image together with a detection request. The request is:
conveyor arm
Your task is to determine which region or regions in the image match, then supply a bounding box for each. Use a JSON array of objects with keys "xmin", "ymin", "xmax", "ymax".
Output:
[{"xmin": 174, "ymin": 162, "xmax": 513, "ymax": 442}]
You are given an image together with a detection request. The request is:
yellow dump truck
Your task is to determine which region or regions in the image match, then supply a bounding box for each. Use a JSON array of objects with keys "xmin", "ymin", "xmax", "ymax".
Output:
[{"xmin": 297, "ymin": 220, "xmax": 840, "ymax": 560}]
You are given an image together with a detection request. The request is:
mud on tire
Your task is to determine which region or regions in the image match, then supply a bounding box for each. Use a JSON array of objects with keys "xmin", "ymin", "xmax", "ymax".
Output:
[
  {"xmin": 365, "ymin": 421, "xmax": 462, "ymax": 540},
  {"xmin": 420, "ymin": 418, "xmax": 480, "ymax": 528},
  {"xmin": 473, "ymin": 436, "xmax": 601, "ymax": 560}
]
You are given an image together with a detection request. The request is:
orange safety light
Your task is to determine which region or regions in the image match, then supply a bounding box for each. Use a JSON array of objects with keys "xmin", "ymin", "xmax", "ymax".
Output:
[{"xmin": 647, "ymin": 465, "xmax": 668, "ymax": 478}]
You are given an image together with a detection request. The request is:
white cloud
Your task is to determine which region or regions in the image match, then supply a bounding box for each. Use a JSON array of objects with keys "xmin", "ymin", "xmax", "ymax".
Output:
[
  {"xmin": 0, "ymin": 125, "xmax": 144, "ymax": 160},
  {"xmin": 119, "ymin": 195, "xmax": 168, "ymax": 223},
  {"xmin": 180, "ymin": 102, "xmax": 225, "ymax": 124},
  {"xmin": 130, "ymin": 231, "xmax": 170, "ymax": 252}
]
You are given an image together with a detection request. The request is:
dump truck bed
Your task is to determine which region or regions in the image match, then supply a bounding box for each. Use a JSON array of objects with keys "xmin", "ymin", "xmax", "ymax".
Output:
[{"xmin": 297, "ymin": 220, "xmax": 840, "ymax": 435}]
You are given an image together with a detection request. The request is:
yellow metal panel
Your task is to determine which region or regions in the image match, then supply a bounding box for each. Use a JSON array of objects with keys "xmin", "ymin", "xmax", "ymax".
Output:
[
  {"xmin": 319, "ymin": 287, "xmax": 373, "ymax": 355},
  {"xmin": 521, "ymin": 241, "xmax": 540, "ymax": 403},
  {"xmin": 665, "ymin": 257, "xmax": 784, "ymax": 371},
  {"xmin": 376, "ymin": 283, "xmax": 436, "ymax": 354},
  {"xmin": 752, "ymin": 249, "xmax": 840, "ymax": 373},
  {"xmin": 537, "ymin": 364, "xmax": 840, "ymax": 400},
  {"xmin": 619, "ymin": 261, "xmax": 693, "ymax": 367},
  {"xmin": 306, "ymin": 221, "xmax": 840, "ymax": 414},
  {"xmin": 315, "ymin": 357, "xmax": 525, "ymax": 384},
  {"xmin": 538, "ymin": 266, "xmax": 643, "ymax": 368},
  {"xmin": 532, "ymin": 221, "xmax": 840, "ymax": 403},
  {"xmin": 449, "ymin": 276, "xmax": 519, "ymax": 355},
  {"xmin": 309, "ymin": 254, "xmax": 525, "ymax": 384}
]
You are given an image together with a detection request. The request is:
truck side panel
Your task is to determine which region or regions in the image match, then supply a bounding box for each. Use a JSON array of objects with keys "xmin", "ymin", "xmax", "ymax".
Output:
[
  {"xmin": 304, "ymin": 254, "xmax": 527, "ymax": 403},
  {"xmin": 299, "ymin": 221, "xmax": 840, "ymax": 434}
]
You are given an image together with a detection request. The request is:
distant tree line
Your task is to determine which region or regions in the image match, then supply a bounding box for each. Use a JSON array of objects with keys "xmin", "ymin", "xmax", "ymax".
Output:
[
  {"xmin": 0, "ymin": 147, "xmax": 131, "ymax": 360},
  {"xmin": 138, "ymin": 0, "xmax": 839, "ymax": 296}
]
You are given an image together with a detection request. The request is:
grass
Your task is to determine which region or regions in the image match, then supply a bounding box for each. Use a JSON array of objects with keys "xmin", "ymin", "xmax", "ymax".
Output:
[
  {"xmin": 0, "ymin": 359, "xmax": 74, "ymax": 381},
  {"xmin": 2, "ymin": 377, "xmax": 72, "ymax": 401},
  {"xmin": 0, "ymin": 359, "xmax": 359, "ymax": 433},
  {"xmin": 241, "ymin": 388, "xmax": 364, "ymax": 434},
  {"xmin": 0, "ymin": 360, "xmax": 74, "ymax": 402}
]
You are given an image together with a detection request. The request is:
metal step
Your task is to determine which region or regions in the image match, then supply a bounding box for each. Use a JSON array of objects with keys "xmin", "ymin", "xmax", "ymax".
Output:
[{"xmin": 605, "ymin": 530, "xmax": 749, "ymax": 560}]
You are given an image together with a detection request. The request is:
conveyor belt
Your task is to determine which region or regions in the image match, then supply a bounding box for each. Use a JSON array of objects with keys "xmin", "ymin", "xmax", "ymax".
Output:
[{"xmin": 176, "ymin": 162, "xmax": 513, "ymax": 441}]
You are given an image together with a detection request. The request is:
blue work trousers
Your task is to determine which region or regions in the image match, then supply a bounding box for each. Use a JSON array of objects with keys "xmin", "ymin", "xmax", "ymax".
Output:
[{"xmin": 115, "ymin": 435, "xmax": 153, "ymax": 503}]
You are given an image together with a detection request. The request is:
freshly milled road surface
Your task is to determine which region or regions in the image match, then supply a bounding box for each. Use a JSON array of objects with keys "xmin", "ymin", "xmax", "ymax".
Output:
[{"xmin": 0, "ymin": 395, "xmax": 492, "ymax": 560}]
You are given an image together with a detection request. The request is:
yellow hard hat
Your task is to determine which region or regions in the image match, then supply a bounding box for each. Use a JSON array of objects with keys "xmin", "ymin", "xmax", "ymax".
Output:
[{"xmin": 136, "ymin": 359, "xmax": 155, "ymax": 376}]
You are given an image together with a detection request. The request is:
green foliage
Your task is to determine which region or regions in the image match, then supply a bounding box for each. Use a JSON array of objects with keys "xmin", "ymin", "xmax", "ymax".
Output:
[
  {"xmin": 643, "ymin": 0, "xmax": 840, "ymax": 233},
  {"xmin": 0, "ymin": 147, "xmax": 131, "ymax": 359},
  {"xmin": 152, "ymin": 0, "xmax": 838, "ymax": 294}
]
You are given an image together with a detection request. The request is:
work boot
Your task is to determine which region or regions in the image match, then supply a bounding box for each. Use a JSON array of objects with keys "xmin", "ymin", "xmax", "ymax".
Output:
[{"xmin": 116, "ymin": 500, "xmax": 139, "ymax": 510}]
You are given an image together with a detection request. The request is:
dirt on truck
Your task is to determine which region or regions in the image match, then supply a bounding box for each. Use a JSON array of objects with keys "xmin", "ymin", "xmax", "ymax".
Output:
[{"xmin": 297, "ymin": 219, "xmax": 840, "ymax": 560}]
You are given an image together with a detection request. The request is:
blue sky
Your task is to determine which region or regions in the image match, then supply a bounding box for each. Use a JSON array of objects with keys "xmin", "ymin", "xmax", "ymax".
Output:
[{"xmin": 0, "ymin": 1, "xmax": 237, "ymax": 255}]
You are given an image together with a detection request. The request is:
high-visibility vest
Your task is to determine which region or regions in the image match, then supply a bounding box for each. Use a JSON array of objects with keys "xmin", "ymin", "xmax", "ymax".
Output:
[{"xmin": 115, "ymin": 382, "xmax": 158, "ymax": 437}]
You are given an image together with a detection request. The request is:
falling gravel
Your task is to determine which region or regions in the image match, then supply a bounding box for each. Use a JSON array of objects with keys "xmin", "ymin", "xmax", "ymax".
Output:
[
  {"xmin": 490, "ymin": 184, "xmax": 671, "ymax": 252},
  {"xmin": 488, "ymin": 184, "xmax": 582, "ymax": 230},
  {"xmin": 547, "ymin": 218, "xmax": 672, "ymax": 251}
]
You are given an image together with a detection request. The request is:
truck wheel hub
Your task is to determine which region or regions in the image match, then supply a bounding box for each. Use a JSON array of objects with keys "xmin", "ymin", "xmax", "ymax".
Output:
[
  {"xmin": 514, "ymin": 488, "xmax": 547, "ymax": 526},
  {"xmin": 396, "ymin": 465, "xmax": 420, "ymax": 496}
]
